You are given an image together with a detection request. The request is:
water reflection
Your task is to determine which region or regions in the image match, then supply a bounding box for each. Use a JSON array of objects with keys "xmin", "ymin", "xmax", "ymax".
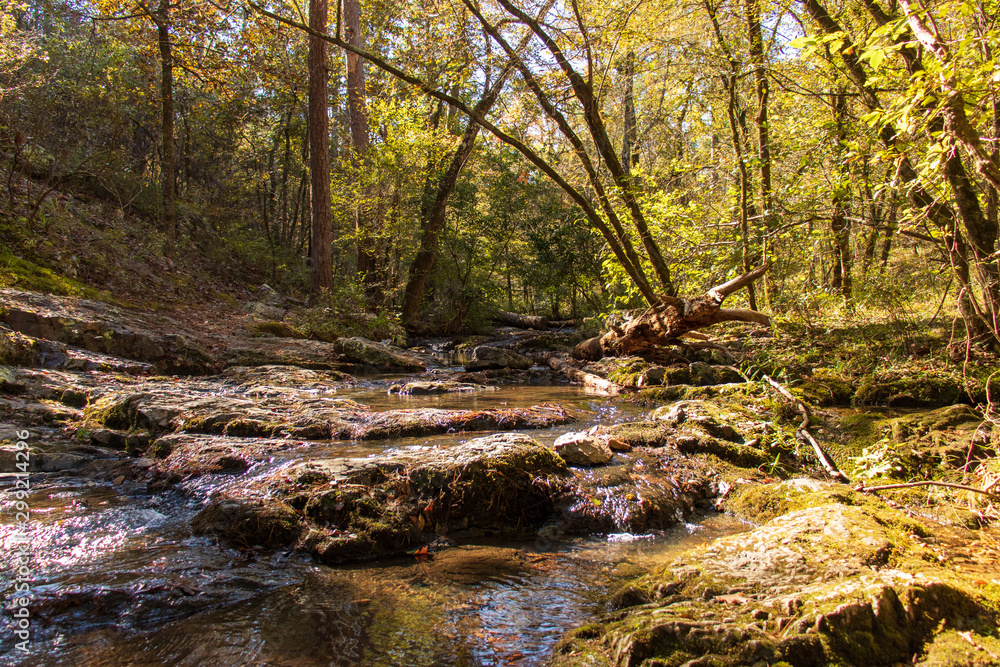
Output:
[{"xmin": 3, "ymin": 385, "xmax": 742, "ymax": 666}]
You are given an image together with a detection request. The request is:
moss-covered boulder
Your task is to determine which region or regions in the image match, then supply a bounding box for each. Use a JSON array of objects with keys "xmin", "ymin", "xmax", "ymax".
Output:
[
  {"xmin": 191, "ymin": 498, "xmax": 302, "ymax": 548},
  {"xmin": 195, "ymin": 433, "xmax": 572, "ymax": 562},
  {"xmin": 465, "ymin": 345, "xmax": 534, "ymax": 371},
  {"xmin": 854, "ymin": 367, "xmax": 984, "ymax": 408},
  {"xmin": 603, "ymin": 398, "xmax": 794, "ymax": 470},
  {"xmin": 330, "ymin": 336, "xmax": 427, "ymax": 372},
  {"xmin": 849, "ymin": 404, "xmax": 992, "ymax": 482},
  {"xmin": 552, "ymin": 480, "xmax": 1000, "ymax": 667}
]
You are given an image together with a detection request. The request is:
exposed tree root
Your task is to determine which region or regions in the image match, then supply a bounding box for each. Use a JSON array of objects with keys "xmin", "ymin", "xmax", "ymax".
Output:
[{"xmin": 573, "ymin": 265, "xmax": 770, "ymax": 361}]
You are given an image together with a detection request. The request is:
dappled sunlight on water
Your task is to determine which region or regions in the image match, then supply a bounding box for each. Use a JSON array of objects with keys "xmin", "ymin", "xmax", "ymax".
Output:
[{"xmin": 2, "ymin": 383, "xmax": 743, "ymax": 666}]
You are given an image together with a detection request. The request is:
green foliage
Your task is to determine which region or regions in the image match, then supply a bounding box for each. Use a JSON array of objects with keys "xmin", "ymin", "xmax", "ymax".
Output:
[{"xmin": 292, "ymin": 284, "xmax": 406, "ymax": 344}]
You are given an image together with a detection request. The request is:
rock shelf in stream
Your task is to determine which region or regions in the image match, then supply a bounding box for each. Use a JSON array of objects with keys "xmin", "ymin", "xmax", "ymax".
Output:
[
  {"xmin": 552, "ymin": 480, "xmax": 1000, "ymax": 667},
  {"xmin": 190, "ymin": 432, "xmax": 719, "ymax": 563}
]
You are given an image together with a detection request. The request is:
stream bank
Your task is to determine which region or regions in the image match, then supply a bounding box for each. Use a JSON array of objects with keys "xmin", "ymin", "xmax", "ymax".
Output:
[{"xmin": 1, "ymin": 288, "xmax": 998, "ymax": 665}]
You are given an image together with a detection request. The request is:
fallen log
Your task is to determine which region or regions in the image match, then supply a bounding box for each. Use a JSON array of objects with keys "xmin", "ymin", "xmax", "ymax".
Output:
[
  {"xmin": 573, "ymin": 265, "xmax": 770, "ymax": 360},
  {"xmin": 494, "ymin": 310, "xmax": 551, "ymax": 331},
  {"xmin": 549, "ymin": 357, "xmax": 631, "ymax": 396}
]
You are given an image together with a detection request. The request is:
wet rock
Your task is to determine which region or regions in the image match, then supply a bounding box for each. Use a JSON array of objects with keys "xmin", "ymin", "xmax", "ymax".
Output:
[
  {"xmin": 335, "ymin": 404, "xmax": 574, "ymax": 440},
  {"xmin": 330, "ymin": 337, "xmax": 426, "ymax": 372},
  {"xmin": 388, "ymin": 381, "xmax": 497, "ymax": 395},
  {"xmin": 553, "ymin": 431, "xmax": 613, "ymax": 466},
  {"xmin": 553, "ymin": 482, "xmax": 999, "ymax": 667},
  {"xmin": 149, "ymin": 433, "xmax": 307, "ymax": 478},
  {"xmin": 560, "ymin": 450, "xmax": 714, "ymax": 534},
  {"xmin": 89, "ymin": 428, "xmax": 129, "ymax": 450},
  {"xmin": 196, "ymin": 432, "xmax": 570, "ymax": 563},
  {"xmin": 465, "ymin": 346, "xmax": 533, "ymax": 371},
  {"xmin": 0, "ymin": 446, "xmax": 90, "ymax": 472},
  {"xmin": 192, "ymin": 498, "xmax": 302, "ymax": 547}
]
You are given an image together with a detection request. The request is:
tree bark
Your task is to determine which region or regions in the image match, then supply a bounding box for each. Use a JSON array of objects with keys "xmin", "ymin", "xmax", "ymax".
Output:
[
  {"xmin": 344, "ymin": 0, "xmax": 380, "ymax": 304},
  {"xmin": 830, "ymin": 90, "xmax": 852, "ymax": 301},
  {"xmin": 704, "ymin": 0, "xmax": 758, "ymax": 311},
  {"xmin": 549, "ymin": 357, "xmax": 630, "ymax": 395},
  {"xmin": 308, "ymin": 0, "xmax": 332, "ymax": 295},
  {"xmin": 494, "ymin": 311, "xmax": 551, "ymax": 330},
  {"xmin": 154, "ymin": 0, "xmax": 176, "ymax": 247},
  {"xmin": 573, "ymin": 265, "xmax": 770, "ymax": 360},
  {"xmin": 621, "ymin": 51, "xmax": 639, "ymax": 176},
  {"xmin": 744, "ymin": 0, "xmax": 774, "ymax": 307}
]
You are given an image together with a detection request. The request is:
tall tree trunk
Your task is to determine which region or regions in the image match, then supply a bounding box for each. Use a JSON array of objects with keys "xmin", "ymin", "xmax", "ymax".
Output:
[
  {"xmin": 309, "ymin": 0, "xmax": 333, "ymax": 295},
  {"xmin": 621, "ymin": 51, "xmax": 639, "ymax": 176},
  {"xmin": 344, "ymin": 0, "xmax": 380, "ymax": 304},
  {"xmin": 744, "ymin": 0, "xmax": 774, "ymax": 306},
  {"xmin": 830, "ymin": 90, "xmax": 852, "ymax": 302},
  {"xmin": 154, "ymin": 0, "xmax": 176, "ymax": 247},
  {"xmin": 400, "ymin": 0, "xmax": 556, "ymax": 327},
  {"xmin": 705, "ymin": 0, "xmax": 757, "ymax": 310}
]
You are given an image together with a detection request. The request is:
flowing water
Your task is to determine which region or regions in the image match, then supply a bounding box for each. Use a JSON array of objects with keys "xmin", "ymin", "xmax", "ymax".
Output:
[{"xmin": 1, "ymin": 383, "xmax": 750, "ymax": 666}]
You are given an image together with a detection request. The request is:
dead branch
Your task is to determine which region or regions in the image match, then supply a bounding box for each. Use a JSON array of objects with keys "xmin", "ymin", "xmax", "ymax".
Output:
[
  {"xmin": 573, "ymin": 265, "xmax": 770, "ymax": 360},
  {"xmin": 548, "ymin": 357, "xmax": 631, "ymax": 396},
  {"xmin": 857, "ymin": 480, "xmax": 1000, "ymax": 501},
  {"xmin": 762, "ymin": 375, "xmax": 851, "ymax": 484}
]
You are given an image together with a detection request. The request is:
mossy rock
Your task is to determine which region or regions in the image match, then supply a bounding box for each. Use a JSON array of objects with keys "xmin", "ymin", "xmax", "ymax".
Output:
[
  {"xmin": 0, "ymin": 329, "xmax": 40, "ymax": 367},
  {"xmin": 0, "ymin": 365, "xmax": 26, "ymax": 394},
  {"xmin": 553, "ymin": 486, "xmax": 997, "ymax": 667},
  {"xmin": 848, "ymin": 404, "xmax": 992, "ymax": 482},
  {"xmin": 248, "ymin": 320, "xmax": 306, "ymax": 339},
  {"xmin": 192, "ymin": 499, "xmax": 301, "ymax": 548},
  {"xmin": 222, "ymin": 418, "xmax": 285, "ymax": 438},
  {"xmin": 83, "ymin": 394, "xmax": 151, "ymax": 430},
  {"xmin": 794, "ymin": 367, "xmax": 855, "ymax": 406},
  {"xmin": 854, "ymin": 368, "xmax": 978, "ymax": 408}
]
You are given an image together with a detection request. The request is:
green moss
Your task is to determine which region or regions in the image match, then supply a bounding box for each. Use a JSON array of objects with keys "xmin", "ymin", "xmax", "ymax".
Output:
[
  {"xmin": 0, "ymin": 246, "xmax": 111, "ymax": 300},
  {"xmin": 0, "ymin": 330, "xmax": 40, "ymax": 367},
  {"xmin": 83, "ymin": 394, "xmax": 149, "ymax": 430},
  {"xmin": 248, "ymin": 319, "xmax": 306, "ymax": 339},
  {"xmin": 192, "ymin": 499, "xmax": 301, "ymax": 547},
  {"xmin": 448, "ymin": 446, "xmax": 567, "ymax": 529},
  {"xmin": 223, "ymin": 418, "xmax": 285, "ymax": 438},
  {"xmin": 148, "ymin": 438, "xmax": 172, "ymax": 459}
]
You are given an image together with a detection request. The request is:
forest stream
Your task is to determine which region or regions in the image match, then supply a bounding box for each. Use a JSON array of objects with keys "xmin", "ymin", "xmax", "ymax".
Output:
[
  {"xmin": 2, "ymin": 290, "xmax": 999, "ymax": 666},
  {"xmin": 3, "ymin": 374, "xmax": 749, "ymax": 666}
]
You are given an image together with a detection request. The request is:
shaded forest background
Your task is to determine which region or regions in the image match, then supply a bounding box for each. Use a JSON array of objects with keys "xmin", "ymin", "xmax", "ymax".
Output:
[{"xmin": 1, "ymin": 0, "xmax": 998, "ymax": 345}]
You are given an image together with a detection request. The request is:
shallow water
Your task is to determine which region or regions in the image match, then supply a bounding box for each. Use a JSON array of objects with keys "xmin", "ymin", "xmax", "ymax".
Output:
[{"xmin": 1, "ymin": 383, "xmax": 748, "ymax": 666}]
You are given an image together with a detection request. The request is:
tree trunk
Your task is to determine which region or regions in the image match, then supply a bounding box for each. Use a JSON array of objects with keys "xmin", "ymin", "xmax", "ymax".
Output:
[
  {"xmin": 830, "ymin": 90, "xmax": 852, "ymax": 302},
  {"xmin": 620, "ymin": 51, "xmax": 639, "ymax": 176},
  {"xmin": 573, "ymin": 265, "xmax": 770, "ymax": 360},
  {"xmin": 744, "ymin": 0, "xmax": 774, "ymax": 307},
  {"xmin": 155, "ymin": 0, "xmax": 176, "ymax": 247},
  {"xmin": 704, "ymin": 0, "xmax": 758, "ymax": 311},
  {"xmin": 344, "ymin": 0, "xmax": 380, "ymax": 304},
  {"xmin": 308, "ymin": 0, "xmax": 333, "ymax": 295},
  {"xmin": 400, "ymin": 0, "xmax": 557, "ymax": 328},
  {"xmin": 494, "ymin": 311, "xmax": 550, "ymax": 330}
]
